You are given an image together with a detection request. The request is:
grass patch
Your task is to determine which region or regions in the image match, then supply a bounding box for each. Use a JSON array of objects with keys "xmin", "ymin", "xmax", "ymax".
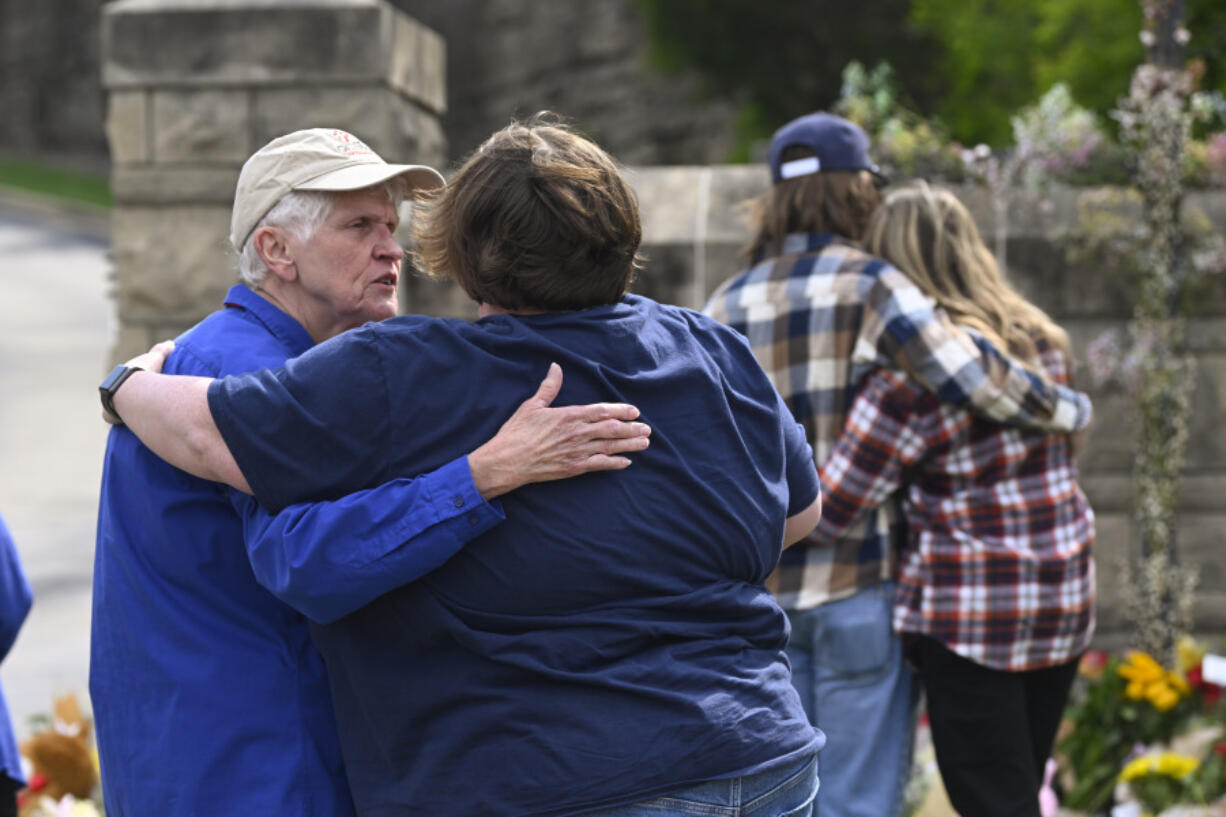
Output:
[{"xmin": 0, "ymin": 156, "xmax": 111, "ymax": 209}]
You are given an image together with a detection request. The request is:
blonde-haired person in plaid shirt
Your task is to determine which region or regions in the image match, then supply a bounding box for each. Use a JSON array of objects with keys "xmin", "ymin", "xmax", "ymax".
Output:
[
  {"xmin": 703, "ymin": 113, "xmax": 1092, "ymax": 817},
  {"xmin": 817, "ymin": 182, "xmax": 1095, "ymax": 817}
]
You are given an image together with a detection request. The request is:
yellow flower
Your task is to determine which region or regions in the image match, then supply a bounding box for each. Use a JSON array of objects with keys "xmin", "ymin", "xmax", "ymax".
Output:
[
  {"xmin": 1176, "ymin": 636, "xmax": 1206, "ymax": 673},
  {"xmin": 1155, "ymin": 752, "xmax": 1199, "ymax": 778},
  {"xmin": 1121, "ymin": 754, "xmax": 1158, "ymax": 782},
  {"xmin": 1119, "ymin": 752, "xmax": 1200, "ymax": 782},
  {"xmin": 1119, "ymin": 651, "xmax": 1166, "ymax": 684},
  {"xmin": 1117, "ymin": 652, "xmax": 1188, "ymax": 710},
  {"xmin": 1146, "ymin": 683, "xmax": 1179, "ymax": 712}
]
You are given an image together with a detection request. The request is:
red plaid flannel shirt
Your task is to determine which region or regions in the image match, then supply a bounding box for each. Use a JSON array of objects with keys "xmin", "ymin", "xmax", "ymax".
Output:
[{"xmin": 815, "ymin": 341, "xmax": 1095, "ymax": 671}]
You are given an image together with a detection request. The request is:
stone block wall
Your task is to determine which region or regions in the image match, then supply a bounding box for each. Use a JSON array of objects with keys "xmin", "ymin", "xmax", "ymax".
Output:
[
  {"xmin": 0, "ymin": 0, "xmax": 106, "ymax": 162},
  {"xmin": 101, "ymin": 0, "xmax": 447, "ymax": 365},
  {"xmin": 390, "ymin": 0, "xmax": 743, "ymax": 164},
  {"xmin": 3, "ymin": 0, "xmax": 743, "ymax": 171}
]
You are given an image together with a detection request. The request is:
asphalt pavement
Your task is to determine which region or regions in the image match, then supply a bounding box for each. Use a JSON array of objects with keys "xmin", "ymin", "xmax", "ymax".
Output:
[{"xmin": 0, "ymin": 200, "xmax": 112, "ymax": 737}]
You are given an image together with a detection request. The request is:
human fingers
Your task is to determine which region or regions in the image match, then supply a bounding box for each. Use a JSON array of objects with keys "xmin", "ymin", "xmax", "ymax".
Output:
[
  {"xmin": 525, "ymin": 362, "xmax": 564, "ymax": 409},
  {"xmin": 587, "ymin": 434, "xmax": 650, "ymax": 455},
  {"xmin": 580, "ymin": 418, "xmax": 651, "ymax": 441},
  {"xmin": 562, "ymin": 402, "xmax": 642, "ymax": 423},
  {"xmin": 571, "ymin": 455, "xmax": 633, "ymax": 473},
  {"xmin": 124, "ymin": 339, "xmax": 176, "ymax": 374},
  {"xmin": 551, "ymin": 436, "xmax": 648, "ymax": 465}
]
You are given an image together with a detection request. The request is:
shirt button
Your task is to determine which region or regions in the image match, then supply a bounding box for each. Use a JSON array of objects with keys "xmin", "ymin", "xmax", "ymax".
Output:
[
  {"xmin": 452, "ymin": 495, "xmax": 465, "ymax": 508},
  {"xmin": 468, "ymin": 513, "xmax": 480, "ymax": 526}
]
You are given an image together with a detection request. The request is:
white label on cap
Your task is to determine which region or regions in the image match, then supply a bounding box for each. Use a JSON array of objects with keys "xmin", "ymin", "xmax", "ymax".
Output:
[
  {"xmin": 1203, "ymin": 654, "xmax": 1226, "ymax": 686},
  {"xmin": 780, "ymin": 157, "xmax": 821, "ymax": 179},
  {"xmin": 1111, "ymin": 802, "xmax": 1142, "ymax": 817}
]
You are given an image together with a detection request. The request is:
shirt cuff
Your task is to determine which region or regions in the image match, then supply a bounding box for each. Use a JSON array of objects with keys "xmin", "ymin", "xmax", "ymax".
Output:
[{"xmin": 422, "ymin": 456, "xmax": 506, "ymax": 532}]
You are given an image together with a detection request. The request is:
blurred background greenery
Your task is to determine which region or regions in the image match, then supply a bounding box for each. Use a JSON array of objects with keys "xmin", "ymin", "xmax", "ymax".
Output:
[
  {"xmin": 0, "ymin": 157, "xmax": 111, "ymax": 209},
  {"xmin": 637, "ymin": 0, "xmax": 1226, "ymax": 152}
]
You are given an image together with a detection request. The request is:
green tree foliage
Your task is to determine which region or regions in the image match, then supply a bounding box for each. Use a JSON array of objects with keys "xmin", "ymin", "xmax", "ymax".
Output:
[
  {"xmin": 638, "ymin": 0, "xmax": 1226, "ymax": 152},
  {"xmin": 1188, "ymin": 0, "xmax": 1226, "ymax": 96},
  {"xmin": 1033, "ymin": 0, "xmax": 1144, "ymax": 120},
  {"xmin": 635, "ymin": 0, "xmax": 940, "ymax": 159},
  {"xmin": 909, "ymin": 0, "xmax": 1041, "ymax": 145},
  {"xmin": 911, "ymin": 0, "xmax": 1226, "ymax": 145}
]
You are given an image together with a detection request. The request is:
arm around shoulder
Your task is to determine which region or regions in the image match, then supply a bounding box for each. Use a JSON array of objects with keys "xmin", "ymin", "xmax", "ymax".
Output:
[
  {"xmin": 112, "ymin": 371, "xmax": 250, "ymax": 492},
  {"xmin": 236, "ymin": 456, "xmax": 504, "ymax": 624},
  {"xmin": 861, "ymin": 271, "xmax": 1090, "ymax": 433}
]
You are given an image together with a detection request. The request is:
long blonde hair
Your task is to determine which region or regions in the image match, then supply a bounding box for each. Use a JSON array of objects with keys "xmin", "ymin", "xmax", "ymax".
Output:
[{"xmin": 863, "ymin": 181, "xmax": 1068, "ymax": 366}]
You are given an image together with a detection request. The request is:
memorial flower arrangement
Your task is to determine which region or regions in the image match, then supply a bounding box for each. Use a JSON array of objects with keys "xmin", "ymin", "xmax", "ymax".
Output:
[
  {"xmin": 1119, "ymin": 752, "xmax": 1202, "ymax": 815},
  {"xmin": 1058, "ymin": 640, "xmax": 1226, "ymax": 815},
  {"xmin": 1116, "ymin": 744, "xmax": 1226, "ymax": 817}
]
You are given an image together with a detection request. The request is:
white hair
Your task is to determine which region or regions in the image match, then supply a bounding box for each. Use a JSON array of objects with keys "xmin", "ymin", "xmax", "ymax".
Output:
[
  {"xmin": 235, "ymin": 182, "xmax": 408, "ymax": 287},
  {"xmin": 236, "ymin": 190, "xmax": 334, "ymax": 287}
]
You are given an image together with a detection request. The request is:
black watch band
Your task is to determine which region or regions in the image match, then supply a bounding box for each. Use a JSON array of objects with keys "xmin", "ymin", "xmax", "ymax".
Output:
[{"xmin": 99, "ymin": 364, "xmax": 143, "ymax": 425}]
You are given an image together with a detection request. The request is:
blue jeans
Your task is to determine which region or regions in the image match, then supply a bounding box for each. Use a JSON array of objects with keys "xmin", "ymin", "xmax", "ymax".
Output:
[
  {"xmin": 575, "ymin": 752, "xmax": 819, "ymax": 817},
  {"xmin": 786, "ymin": 583, "xmax": 917, "ymax": 817}
]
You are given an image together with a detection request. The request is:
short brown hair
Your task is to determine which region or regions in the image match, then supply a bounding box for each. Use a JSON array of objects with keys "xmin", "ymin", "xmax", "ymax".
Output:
[
  {"xmin": 743, "ymin": 146, "xmax": 883, "ymax": 260},
  {"xmin": 412, "ymin": 115, "xmax": 643, "ymax": 311}
]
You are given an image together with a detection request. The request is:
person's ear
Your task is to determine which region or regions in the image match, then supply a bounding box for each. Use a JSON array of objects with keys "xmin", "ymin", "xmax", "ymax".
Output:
[{"xmin": 253, "ymin": 225, "xmax": 297, "ymax": 283}]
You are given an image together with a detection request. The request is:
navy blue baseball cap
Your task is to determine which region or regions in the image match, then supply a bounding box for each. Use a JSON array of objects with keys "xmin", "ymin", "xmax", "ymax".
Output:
[{"xmin": 768, "ymin": 112, "xmax": 888, "ymax": 186}]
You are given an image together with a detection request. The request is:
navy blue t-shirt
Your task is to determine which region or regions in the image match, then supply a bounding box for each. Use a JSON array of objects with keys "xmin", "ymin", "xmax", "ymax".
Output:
[{"xmin": 209, "ymin": 294, "xmax": 823, "ymax": 817}]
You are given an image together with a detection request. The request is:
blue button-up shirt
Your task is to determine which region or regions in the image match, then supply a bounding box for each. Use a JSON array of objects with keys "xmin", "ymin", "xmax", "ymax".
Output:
[
  {"xmin": 91, "ymin": 285, "xmax": 504, "ymax": 817},
  {"xmin": 0, "ymin": 514, "xmax": 32, "ymax": 789}
]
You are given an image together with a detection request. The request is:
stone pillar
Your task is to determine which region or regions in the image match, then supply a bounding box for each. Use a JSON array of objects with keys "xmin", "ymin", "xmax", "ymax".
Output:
[{"xmin": 101, "ymin": 0, "xmax": 447, "ymax": 364}]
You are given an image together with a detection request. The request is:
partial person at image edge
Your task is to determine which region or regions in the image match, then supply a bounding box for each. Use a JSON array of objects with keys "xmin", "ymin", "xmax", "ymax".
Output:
[{"xmin": 0, "ymin": 515, "xmax": 32, "ymax": 817}]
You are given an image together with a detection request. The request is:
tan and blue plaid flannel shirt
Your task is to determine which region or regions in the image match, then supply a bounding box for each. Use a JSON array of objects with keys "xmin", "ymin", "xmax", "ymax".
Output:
[{"xmin": 702, "ymin": 233, "xmax": 1091, "ymax": 610}]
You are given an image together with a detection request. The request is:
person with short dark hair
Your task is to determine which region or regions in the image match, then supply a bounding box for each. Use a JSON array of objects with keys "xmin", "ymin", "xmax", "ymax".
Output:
[
  {"xmin": 0, "ymin": 514, "xmax": 31, "ymax": 817},
  {"xmin": 703, "ymin": 112, "xmax": 1093, "ymax": 817},
  {"xmin": 102, "ymin": 115, "xmax": 825, "ymax": 817},
  {"xmin": 417, "ymin": 120, "xmax": 642, "ymax": 312}
]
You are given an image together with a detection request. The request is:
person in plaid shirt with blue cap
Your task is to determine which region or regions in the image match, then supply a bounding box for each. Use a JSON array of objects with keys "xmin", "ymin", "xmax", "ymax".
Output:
[
  {"xmin": 819, "ymin": 182, "xmax": 1094, "ymax": 817},
  {"xmin": 703, "ymin": 113, "xmax": 1092, "ymax": 817}
]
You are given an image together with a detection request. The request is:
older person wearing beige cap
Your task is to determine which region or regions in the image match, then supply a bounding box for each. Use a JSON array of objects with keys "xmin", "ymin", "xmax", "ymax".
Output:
[{"xmin": 90, "ymin": 128, "xmax": 651, "ymax": 817}]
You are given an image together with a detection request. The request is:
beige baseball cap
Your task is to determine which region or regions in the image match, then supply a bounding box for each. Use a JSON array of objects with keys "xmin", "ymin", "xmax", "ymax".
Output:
[{"xmin": 229, "ymin": 128, "xmax": 446, "ymax": 251}]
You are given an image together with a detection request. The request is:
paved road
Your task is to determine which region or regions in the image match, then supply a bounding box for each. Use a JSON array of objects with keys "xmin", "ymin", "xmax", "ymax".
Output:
[{"xmin": 0, "ymin": 206, "xmax": 111, "ymax": 737}]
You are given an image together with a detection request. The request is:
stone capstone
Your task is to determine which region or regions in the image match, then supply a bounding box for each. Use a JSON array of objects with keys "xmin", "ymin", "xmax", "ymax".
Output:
[{"xmin": 103, "ymin": 0, "xmax": 444, "ymax": 115}]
